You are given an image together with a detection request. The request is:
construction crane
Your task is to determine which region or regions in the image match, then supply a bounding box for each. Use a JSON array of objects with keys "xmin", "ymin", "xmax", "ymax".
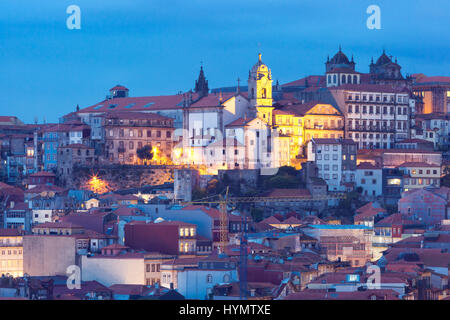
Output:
[{"xmin": 182, "ymin": 189, "xmax": 346, "ymax": 300}]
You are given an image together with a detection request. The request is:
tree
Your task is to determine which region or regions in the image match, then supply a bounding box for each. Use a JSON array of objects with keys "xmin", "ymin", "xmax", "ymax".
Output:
[
  {"xmin": 136, "ymin": 145, "xmax": 154, "ymax": 164},
  {"xmin": 442, "ymin": 166, "xmax": 450, "ymax": 188},
  {"xmin": 192, "ymin": 187, "xmax": 207, "ymax": 201},
  {"xmin": 250, "ymin": 207, "xmax": 264, "ymax": 222}
]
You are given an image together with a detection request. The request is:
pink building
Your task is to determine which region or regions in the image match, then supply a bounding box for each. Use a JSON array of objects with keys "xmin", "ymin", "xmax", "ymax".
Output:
[{"xmin": 398, "ymin": 187, "xmax": 450, "ymax": 226}]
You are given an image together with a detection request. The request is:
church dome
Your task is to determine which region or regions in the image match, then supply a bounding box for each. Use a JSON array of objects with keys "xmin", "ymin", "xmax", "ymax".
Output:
[
  {"xmin": 375, "ymin": 51, "xmax": 393, "ymax": 66},
  {"xmin": 250, "ymin": 53, "xmax": 270, "ymax": 75},
  {"xmin": 325, "ymin": 47, "xmax": 355, "ymax": 73},
  {"xmin": 330, "ymin": 49, "xmax": 351, "ymax": 65}
]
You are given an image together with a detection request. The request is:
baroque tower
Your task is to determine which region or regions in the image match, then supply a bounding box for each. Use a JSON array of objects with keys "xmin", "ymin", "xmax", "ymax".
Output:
[{"xmin": 248, "ymin": 53, "xmax": 274, "ymax": 124}]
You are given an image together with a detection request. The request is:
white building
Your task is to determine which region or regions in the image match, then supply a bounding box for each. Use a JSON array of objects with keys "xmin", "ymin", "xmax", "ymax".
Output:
[
  {"xmin": 329, "ymin": 85, "xmax": 413, "ymax": 149},
  {"xmin": 161, "ymin": 257, "xmax": 238, "ymax": 300},
  {"xmin": 307, "ymin": 138, "xmax": 357, "ymax": 192},
  {"xmin": 356, "ymin": 162, "xmax": 383, "ymax": 199}
]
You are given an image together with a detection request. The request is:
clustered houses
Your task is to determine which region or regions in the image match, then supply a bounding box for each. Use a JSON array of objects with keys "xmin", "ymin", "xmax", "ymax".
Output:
[{"xmin": 0, "ymin": 47, "xmax": 450, "ymax": 300}]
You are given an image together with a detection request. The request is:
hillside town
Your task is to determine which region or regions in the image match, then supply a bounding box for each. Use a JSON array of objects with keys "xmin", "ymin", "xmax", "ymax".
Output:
[{"xmin": 1, "ymin": 48, "xmax": 450, "ymax": 300}]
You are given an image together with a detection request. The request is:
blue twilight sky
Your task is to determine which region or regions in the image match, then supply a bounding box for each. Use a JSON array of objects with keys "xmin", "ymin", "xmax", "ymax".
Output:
[{"xmin": 0, "ymin": 0, "xmax": 449, "ymax": 123}]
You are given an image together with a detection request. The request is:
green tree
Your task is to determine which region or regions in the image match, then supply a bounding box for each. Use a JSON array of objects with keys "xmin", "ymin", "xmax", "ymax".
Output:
[
  {"xmin": 250, "ymin": 207, "xmax": 264, "ymax": 222},
  {"xmin": 137, "ymin": 145, "xmax": 154, "ymax": 164},
  {"xmin": 192, "ymin": 187, "xmax": 207, "ymax": 201}
]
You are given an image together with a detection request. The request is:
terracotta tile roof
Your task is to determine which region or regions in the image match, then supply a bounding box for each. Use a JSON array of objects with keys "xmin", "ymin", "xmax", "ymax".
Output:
[
  {"xmin": 225, "ymin": 117, "xmax": 255, "ymax": 127},
  {"xmin": 413, "ymin": 75, "xmax": 450, "ymax": 84},
  {"xmin": 79, "ymin": 94, "xmax": 193, "ymax": 113},
  {"xmin": 110, "ymin": 85, "xmax": 129, "ymax": 91},
  {"xmin": 102, "ymin": 243, "xmax": 130, "ymax": 250},
  {"xmin": 282, "ymin": 75, "xmax": 326, "ymax": 88},
  {"xmin": 357, "ymin": 162, "xmax": 381, "ymax": 170},
  {"xmin": 105, "ymin": 111, "xmax": 172, "ymax": 121},
  {"xmin": 33, "ymin": 222, "xmax": 83, "ymax": 229},
  {"xmin": 189, "ymin": 92, "xmax": 240, "ymax": 108},
  {"xmin": 396, "ymin": 162, "xmax": 440, "ymax": 168},
  {"xmin": 108, "ymin": 284, "xmax": 149, "ymax": 296},
  {"xmin": 300, "ymin": 216, "xmax": 326, "ymax": 225},
  {"xmin": 384, "ymin": 247, "xmax": 450, "ymax": 268},
  {"xmin": 24, "ymin": 185, "xmax": 65, "ymax": 194},
  {"xmin": 260, "ymin": 216, "xmax": 281, "ymax": 225},
  {"xmin": 29, "ymin": 171, "xmax": 56, "ymax": 177},
  {"xmin": 0, "ymin": 228, "xmax": 23, "ymax": 237},
  {"xmin": 311, "ymin": 138, "xmax": 356, "ymax": 145},
  {"xmin": 375, "ymin": 213, "xmax": 414, "ymax": 227},
  {"xmin": 207, "ymin": 138, "xmax": 244, "ymax": 148},
  {"xmin": 355, "ymin": 202, "xmax": 386, "ymax": 221},
  {"xmin": 60, "ymin": 144, "xmax": 94, "ymax": 149},
  {"xmin": 0, "ymin": 182, "xmax": 14, "ymax": 190},
  {"xmin": 7, "ymin": 202, "xmax": 30, "ymax": 210},
  {"xmin": 275, "ymin": 101, "xmax": 337, "ymax": 117},
  {"xmin": 0, "ymin": 116, "xmax": 20, "ymax": 123},
  {"xmin": 282, "ymin": 216, "xmax": 302, "ymax": 225},
  {"xmin": 129, "ymin": 220, "xmax": 197, "ymax": 228},
  {"xmin": 284, "ymin": 289, "xmax": 400, "ymax": 300},
  {"xmin": 53, "ymin": 280, "xmax": 111, "ymax": 299},
  {"xmin": 112, "ymin": 206, "xmax": 144, "ymax": 216},
  {"xmin": 181, "ymin": 205, "xmax": 241, "ymax": 221}
]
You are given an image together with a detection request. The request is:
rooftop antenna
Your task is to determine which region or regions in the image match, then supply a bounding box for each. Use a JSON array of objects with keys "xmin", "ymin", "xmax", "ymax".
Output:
[{"xmin": 236, "ymin": 77, "xmax": 241, "ymax": 94}]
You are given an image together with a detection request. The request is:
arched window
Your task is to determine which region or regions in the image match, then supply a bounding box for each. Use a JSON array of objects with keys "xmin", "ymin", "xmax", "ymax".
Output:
[
  {"xmin": 223, "ymin": 274, "xmax": 230, "ymax": 283},
  {"xmin": 347, "ymin": 75, "xmax": 352, "ymax": 84},
  {"xmin": 328, "ymin": 75, "xmax": 331, "ymax": 84},
  {"xmin": 251, "ymin": 88, "xmax": 255, "ymax": 99},
  {"xmin": 353, "ymin": 75, "xmax": 358, "ymax": 84},
  {"xmin": 342, "ymin": 75, "xmax": 346, "ymax": 84},
  {"xmin": 262, "ymin": 88, "xmax": 266, "ymax": 98}
]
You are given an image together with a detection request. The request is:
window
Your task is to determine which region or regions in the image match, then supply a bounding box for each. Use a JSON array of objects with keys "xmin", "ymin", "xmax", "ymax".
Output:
[{"xmin": 206, "ymin": 274, "xmax": 213, "ymax": 283}]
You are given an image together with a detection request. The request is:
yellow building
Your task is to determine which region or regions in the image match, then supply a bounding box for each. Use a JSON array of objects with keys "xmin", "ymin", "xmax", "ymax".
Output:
[
  {"xmin": 0, "ymin": 229, "xmax": 23, "ymax": 277},
  {"xmin": 272, "ymin": 101, "xmax": 344, "ymax": 166},
  {"xmin": 397, "ymin": 162, "xmax": 441, "ymax": 192},
  {"xmin": 144, "ymin": 252, "xmax": 176, "ymax": 286}
]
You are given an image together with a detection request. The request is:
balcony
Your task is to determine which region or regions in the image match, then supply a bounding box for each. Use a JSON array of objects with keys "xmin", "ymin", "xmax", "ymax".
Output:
[
  {"xmin": 350, "ymin": 126, "xmax": 395, "ymax": 133},
  {"xmin": 304, "ymin": 125, "xmax": 344, "ymax": 130}
]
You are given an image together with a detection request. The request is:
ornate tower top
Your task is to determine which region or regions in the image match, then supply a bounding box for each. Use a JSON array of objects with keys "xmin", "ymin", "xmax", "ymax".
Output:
[{"xmin": 194, "ymin": 65, "xmax": 209, "ymax": 98}]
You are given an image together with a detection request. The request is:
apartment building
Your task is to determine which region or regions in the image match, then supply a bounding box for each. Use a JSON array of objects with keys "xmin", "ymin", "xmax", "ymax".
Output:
[
  {"xmin": 0, "ymin": 228, "xmax": 23, "ymax": 277},
  {"xmin": 104, "ymin": 112, "xmax": 174, "ymax": 164},
  {"xmin": 307, "ymin": 138, "xmax": 357, "ymax": 192},
  {"xmin": 329, "ymin": 84, "xmax": 413, "ymax": 149}
]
